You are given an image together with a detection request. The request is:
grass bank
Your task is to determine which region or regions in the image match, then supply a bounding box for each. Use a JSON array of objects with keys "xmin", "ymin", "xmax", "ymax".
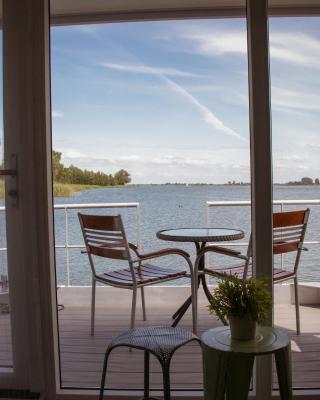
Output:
[
  {"xmin": 53, "ymin": 183, "xmax": 100, "ymax": 197},
  {"xmin": 0, "ymin": 180, "xmax": 4, "ymax": 198},
  {"xmin": 0, "ymin": 181, "xmax": 100, "ymax": 198},
  {"xmin": 0, "ymin": 180, "xmax": 130, "ymax": 198}
]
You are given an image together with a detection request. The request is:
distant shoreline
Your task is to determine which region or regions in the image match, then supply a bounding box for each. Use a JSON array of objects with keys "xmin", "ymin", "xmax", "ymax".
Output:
[
  {"xmin": 128, "ymin": 183, "xmax": 319, "ymax": 187},
  {"xmin": 0, "ymin": 181, "xmax": 318, "ymax": 199}
]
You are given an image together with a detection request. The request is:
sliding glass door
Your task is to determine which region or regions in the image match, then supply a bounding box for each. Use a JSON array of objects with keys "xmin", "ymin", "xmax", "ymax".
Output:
[{"xmin": 0, "ymin": 6, "xmax": 14, "ymax": 380}]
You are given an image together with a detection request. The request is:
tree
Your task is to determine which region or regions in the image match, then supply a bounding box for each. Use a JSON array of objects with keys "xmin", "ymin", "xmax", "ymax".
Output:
[
  {"xmin": 315, "ymin": 178, "xmax": 320, "ymax": 185},
  {"xmin": 301, "ymin": 177, "xmax": 313, "ymax": 185},
  {"xmin": 114, "ymin": 169, "xmax": 131, "ymax": 185},
  {"xmin": 52, "ymin": 150, "xmax": 64, "ymax": 181},
  {"xmin": 51, "ymin": 150, "xmax": 131, "ymax": 186}
]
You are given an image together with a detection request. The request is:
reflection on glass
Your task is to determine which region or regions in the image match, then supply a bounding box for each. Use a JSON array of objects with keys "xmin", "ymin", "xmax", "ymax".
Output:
[
  {"xmin": 51, "ymin": 17, "xmax": 251, "ymax": 390},
  {"xmin": 0, "ymin": 25, "xmax": 13, "ymax": 369},
  {"xmin": 270, "ymin": 16, "xmax": 320, "ymax": 390}
]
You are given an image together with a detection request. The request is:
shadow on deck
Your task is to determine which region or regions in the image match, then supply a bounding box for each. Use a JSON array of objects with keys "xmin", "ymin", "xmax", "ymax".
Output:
[
  {"xmin": 1, "ymin": 286, "xmax": 319, "ymax": 393},
  {"xmin": 55, "ymin": 286, "xmax": 320, "ymax": 392}
]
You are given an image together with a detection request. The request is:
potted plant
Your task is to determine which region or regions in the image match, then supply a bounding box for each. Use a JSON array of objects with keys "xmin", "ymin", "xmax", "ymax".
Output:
[{"xmin": 208, "ymin": 275, "xmax": 272, "ymax": 340}]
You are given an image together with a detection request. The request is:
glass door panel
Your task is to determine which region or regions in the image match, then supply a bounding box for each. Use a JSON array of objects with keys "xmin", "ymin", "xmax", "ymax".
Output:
[
  {"xmin": 51, "ymin": 12, "xmax": 251, "ymax": 392},
  {"xmin": 270, "ymin": 16, "xmax": 320, "ymax": 391},
  {"xmin": 0, "ymin": 15, "xmax": 13, "ymax": 374}
]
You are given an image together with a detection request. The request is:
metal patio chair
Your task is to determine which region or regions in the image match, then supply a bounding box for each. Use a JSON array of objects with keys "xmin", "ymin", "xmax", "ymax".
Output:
[
  {"xmin": 194, "ymin": 209, "xmax": 310, "ymax": 335},
  {"xmin": 78, "ymin": 213, "xmax": 196, "ymax": 335}
]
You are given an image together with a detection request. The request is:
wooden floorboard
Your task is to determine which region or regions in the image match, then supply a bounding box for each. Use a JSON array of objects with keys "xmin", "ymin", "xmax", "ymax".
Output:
[{"xmin": 1, "ymin": 300, "xmax": 320, "ymax": 391}]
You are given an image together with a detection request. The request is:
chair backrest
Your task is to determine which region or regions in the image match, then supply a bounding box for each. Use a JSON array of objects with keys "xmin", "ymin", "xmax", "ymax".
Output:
[
  {"xmin": 78, "ymin": 213, "xmax": 133, "ymax": 277},
  {"xmin": 273, "ymin": 208, "xmax": 310, "ymax": 274},
  {"xmin": 244, "ymin": 208, "xmax": 310, "ymax": 278}
]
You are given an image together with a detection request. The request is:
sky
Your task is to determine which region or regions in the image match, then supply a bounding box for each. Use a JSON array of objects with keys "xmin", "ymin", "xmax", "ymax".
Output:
[{"xmin": 49, "ymin": 17, "xmax": 320, "ymax": 184}]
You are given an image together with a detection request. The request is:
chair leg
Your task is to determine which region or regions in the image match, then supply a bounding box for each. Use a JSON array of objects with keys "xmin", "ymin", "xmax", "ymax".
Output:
[
  {"xmin": 162, "ymin": 363, "xmax": 171, "ymax": 400},
  {"xmin": 131, "ymin": 287, "xmax": 137, "ymax": 329},
  {"xmin": 99, "ymin": 348, "xmax": 112, "ymax": 400},
  {"xmin": 144, "ymin": 350, "xmax": 150, "ymax": 399},
  {"xmin": 141, "ymin": 287, "xmax": 147, "ymax": 321},
  {"xmin": 91, "ymin": 278, "xmax": 96, "ymax": 336},
  {"xmin": 192, "ymin": 273, "xmax": 198, "ymax": 334},
  {"xmin": 294, "ymin": 277, "xmax": 301, "ymax": 335}
]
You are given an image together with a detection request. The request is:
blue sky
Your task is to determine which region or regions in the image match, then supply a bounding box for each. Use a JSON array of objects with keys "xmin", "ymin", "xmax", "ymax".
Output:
[{"xmin": 50, "ymin": 17, "xmax": 320, "ymax": 184}]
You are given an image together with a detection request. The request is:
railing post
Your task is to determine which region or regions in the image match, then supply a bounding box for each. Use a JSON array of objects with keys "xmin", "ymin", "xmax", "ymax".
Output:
[
  {"xmin": 64, "ymin": 207, "xmax": 70, "ymax": 287},
  {"xmin": 205, "ymin": 202, "xmax": 209, "ymax": 226},
  {"xmin": 280, "ymin": 202, "xmax": 284, "ymax": 270},
  {"xmin": 136, "ymin": 204, "xmax": 141, "ymax": 250}
]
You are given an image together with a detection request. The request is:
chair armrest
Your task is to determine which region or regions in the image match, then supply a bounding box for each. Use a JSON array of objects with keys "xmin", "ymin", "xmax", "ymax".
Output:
[
  {"xmin": 128, "ymin": 242, "xmax": 140, "ymax": 257},
  {"xmin": 138, "ymin": 248, "xmax": 190, "ymax": 260},
  {"xmin": 195, "ymin": 245, "xmax": 248, "ymax": 266},
  {"xmin": 198, "ymin": 245, "xmax": 244, "ymax": 258},
  {"xmin": 134, "ymin": 248, "xmax": 193, "ymax": 275},
  {"xmin": 204, "ymin": 245, "xmax": 241, "ymax": 257}
]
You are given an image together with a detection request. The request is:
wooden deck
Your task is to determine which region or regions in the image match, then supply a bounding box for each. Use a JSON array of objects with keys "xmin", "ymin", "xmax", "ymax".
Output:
[
  {"xmin": 1, "ymin": 295, "xmax": 320, "ymax": 392},
  {"xmin": 58, "ymin": 299, "xmax": 320, "ymax": 392}
]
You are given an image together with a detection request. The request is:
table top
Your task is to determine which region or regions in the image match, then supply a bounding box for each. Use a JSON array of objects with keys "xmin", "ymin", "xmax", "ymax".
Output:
[
  {"xmin": 201, "ymin": 326, "xmax": 290, "ymax": 355},
  {"xmin": 157, "ymin": 228, "xmax": 244, "ymax": 243}
]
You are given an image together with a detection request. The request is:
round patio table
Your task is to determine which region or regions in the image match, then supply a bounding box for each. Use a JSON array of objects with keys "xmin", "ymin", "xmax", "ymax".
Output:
[{"xmin": 156, "ymin": 228, "xmax": 244, "ymax": 326}]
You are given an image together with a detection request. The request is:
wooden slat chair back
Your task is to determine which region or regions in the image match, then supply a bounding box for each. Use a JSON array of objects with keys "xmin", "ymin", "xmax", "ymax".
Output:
[
  {"xmin": 272, "ymin": 209, "xmax": 309, "ymax": 274},
  {"xmin": 78, "ymin": 213, "xmax": 196, "ymax": 335},
  {"xmin": 195, "ymin": 209, "xmax": 310, "ymax": 334},
  {"xmin": 79, "ymin": 213, "xmax": 131, "ymax": 266},
  {"xmin": 243, "ymin": 209, "xmax": 310, "ymax": 279}
]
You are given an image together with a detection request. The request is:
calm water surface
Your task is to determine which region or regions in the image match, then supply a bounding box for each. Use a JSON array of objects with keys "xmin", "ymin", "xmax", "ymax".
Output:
[
  {"xmin": 0, "ymin": 185, "xmax": 319, "ymax": 284},
  {"xmin": 50, "ymin": 184, "xmax": 320, "ymax": 285}
]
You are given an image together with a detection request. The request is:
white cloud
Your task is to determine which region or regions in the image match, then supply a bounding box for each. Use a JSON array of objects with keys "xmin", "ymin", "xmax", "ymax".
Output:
[
  {"xmin": 103, "ymin": 61, "xmax": 246, "ymax": 142},
  {"xmin": 76, "ymin": 25, "xmax": 97, "ymax": 34},
  {"xmin": 179, "ymin": 29, "xmax": 320, "ymax": 68},
  {"xmin": 52, "ymin": 111, "xmax": 64, "ymax": 118},
  {"xmin": 272, "ymin": 86, "xmax": 320, "ymax": 111},
  {"xmin": 102, "ymin": 62, "xmax": 200, "ymax": 78},
  {"xmin": 62, "ymin": 153, "xmax": 250, "ymax": 183},
  {"xmin": 60, "ymin": 149, "xmax": 86, "ymax": 158},
  {"xmin": 270, "ymin": 33, "xmax": 320, "ymax": 67},
  {"xmin": 274, "ymin": 153, "xmax": 305, "ymax": 162},
  {"xmin": 162, "ymin": 75, "xmax": 246, "ymax": 141},
  {"xmin": 118, "ymin": 155, "xmax": 142, "ymax": 161},
  {"xmin": 182, "ymin": 31, "xmax": 247, "ymax": 56}
]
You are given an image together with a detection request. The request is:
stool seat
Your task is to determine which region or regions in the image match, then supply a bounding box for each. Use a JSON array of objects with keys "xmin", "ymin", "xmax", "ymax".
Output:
[
  {"xmin": 100, "ymin": 326, "xmax": 200, "ymax": 400},
  {"xmin": 109, "ymin": 325, "xmax": 198, "ymax": 365}
]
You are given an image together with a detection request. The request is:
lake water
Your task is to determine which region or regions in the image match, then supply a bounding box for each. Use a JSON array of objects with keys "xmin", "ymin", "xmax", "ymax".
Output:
[{"xmin": 51, "ymin": 184, "xmax": 320, "ymax": 285}]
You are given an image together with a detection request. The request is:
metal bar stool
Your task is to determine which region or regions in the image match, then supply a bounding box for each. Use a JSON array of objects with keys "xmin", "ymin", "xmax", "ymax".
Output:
[{"xmin": 99, "ymin": 326, "xmax": 200, "ymax": 400}]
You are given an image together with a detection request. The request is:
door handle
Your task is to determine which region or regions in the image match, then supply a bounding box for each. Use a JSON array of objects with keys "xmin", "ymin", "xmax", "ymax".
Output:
[
  {"xmin": 0, "ymin": 154, "xmax": 18, "ymax": 206},
  {"xmin": 0, "ymin": 169, "xmax": 17, "ymax": 176}
]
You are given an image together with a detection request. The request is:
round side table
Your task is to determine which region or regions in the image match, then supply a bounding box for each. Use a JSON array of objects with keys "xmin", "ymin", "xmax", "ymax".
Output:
[{"xmin": 201, "ymin": 326, "xmax": 292, "ymax": 400}]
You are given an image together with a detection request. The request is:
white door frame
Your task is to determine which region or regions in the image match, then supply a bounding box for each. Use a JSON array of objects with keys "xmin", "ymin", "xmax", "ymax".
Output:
[
  {"xmin": 247, "ymin": 0, "xmax": 273, "ymax": 398},
  {"xmin": 1, "ymin": 0, "xmax": 319, "ymax": 399},
  {"xmin": 1, "ymin": 0, "xmax": 57, "ymax": 395}
]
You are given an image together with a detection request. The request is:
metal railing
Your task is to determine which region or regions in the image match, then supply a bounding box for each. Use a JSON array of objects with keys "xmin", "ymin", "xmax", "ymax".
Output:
[
  {"xmin": 0, "ymin": 202, "xmax": 141, "ymax": 286},
  {"xmin": 1, "ymin": 199, "xmax": 319, "ymax": 286},
  {"xmin": 205, "ymin": 199, "xmax": 320, "ymax": 249}
]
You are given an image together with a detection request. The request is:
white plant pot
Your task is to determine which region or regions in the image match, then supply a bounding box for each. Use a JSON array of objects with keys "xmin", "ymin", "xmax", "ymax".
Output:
[{"xmin": 228, "ymin": 314, "xmax": 257, "ymax": 341}]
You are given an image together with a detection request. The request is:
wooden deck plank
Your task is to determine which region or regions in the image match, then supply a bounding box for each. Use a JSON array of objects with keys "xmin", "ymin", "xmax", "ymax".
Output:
[{"xmin": 1, "ymin": 300, "xmax": 320, "ymax": 391}]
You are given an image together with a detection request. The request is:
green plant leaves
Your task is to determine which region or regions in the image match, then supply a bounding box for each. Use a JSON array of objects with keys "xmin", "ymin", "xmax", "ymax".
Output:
[{"xmin": 208, "ymin": 275, "xmax": 272, "ymax": 324}]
